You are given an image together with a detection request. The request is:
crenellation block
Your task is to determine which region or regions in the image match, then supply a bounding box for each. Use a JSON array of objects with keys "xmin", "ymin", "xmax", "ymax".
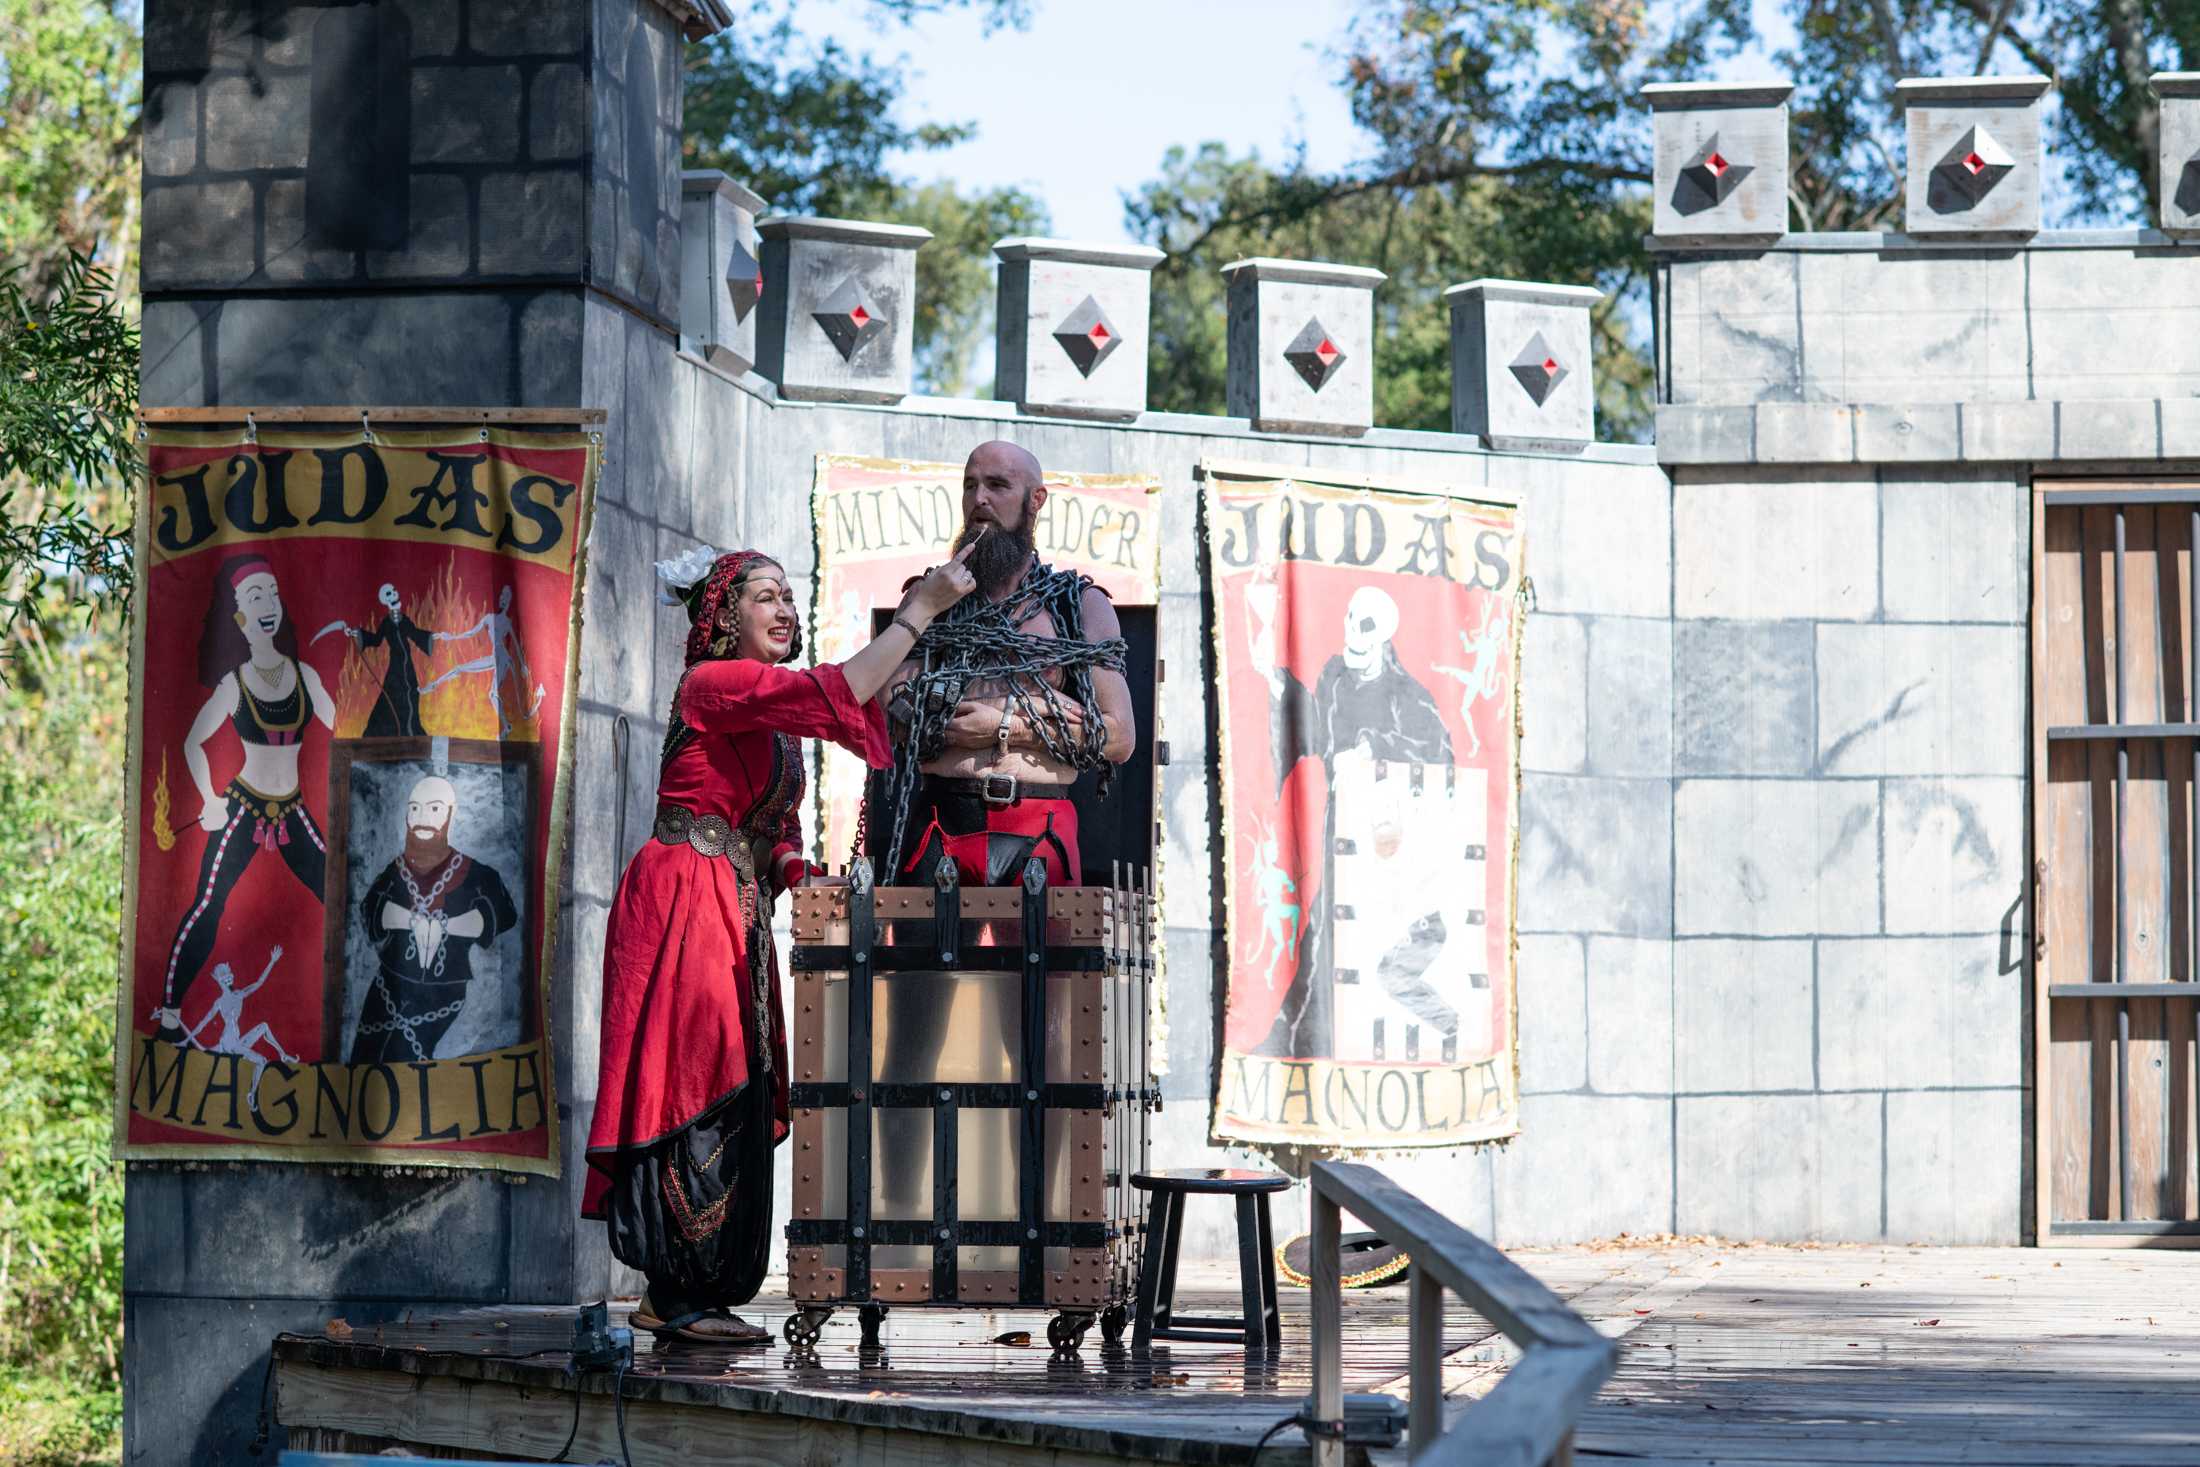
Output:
[
  {"xmin": 1447, "ymin": 279, "xmax": 1603, "ymax": 452},
  {"xmin": 1222, "ymin": 256, "xmax": 1384, "ymax": 435},
  {"xmin": 993, "ymin": 237, "xmax": 1165, "ymax": 421},
  {"xmin": 756, "ymin": 216, "xmax": 930, "ymax": 404},
  {"xmin": 1643, "ymin": 80, "xmax": 1795, "ymax": 245},
  {"xmin": 680, "ymin": 171, "xmax": 767, "ymax": 376},
  {"xmin": 2156, "ymin": 74, "xmax": 2200, "ymax": 236},
  {"xmin": 1896, "ymin": 75, "xmax": 2052, "ymax": 239}
]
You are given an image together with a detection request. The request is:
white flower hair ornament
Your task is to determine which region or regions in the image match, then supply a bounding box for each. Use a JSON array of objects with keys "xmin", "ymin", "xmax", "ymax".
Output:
[{"xmin": 653, "ymin": 543, "xmax": 720, "ymax": 609}]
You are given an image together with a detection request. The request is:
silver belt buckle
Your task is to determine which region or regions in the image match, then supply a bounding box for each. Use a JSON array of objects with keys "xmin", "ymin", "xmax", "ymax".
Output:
[{"xmin": 980, "ymin": 773, "xmax": 1019, "ymax": 806}]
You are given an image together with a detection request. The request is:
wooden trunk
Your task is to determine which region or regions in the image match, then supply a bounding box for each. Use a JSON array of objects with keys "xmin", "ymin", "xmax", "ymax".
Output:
[{"xmin": 785, "ymin": 862, "xmax": 1156, "ymax": 1314}]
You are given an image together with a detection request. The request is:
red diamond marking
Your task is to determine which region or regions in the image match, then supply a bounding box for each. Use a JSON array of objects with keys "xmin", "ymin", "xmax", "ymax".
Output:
[
  {"xmin": 1707, "ymin": 152, "xmax": 1729, "ymax": 177},
  {"xmin": 1316, "ymin": 338, "xmax": 1339, "ymax": 364},
  {"xmin": 1963, "ymin": 151, "xmax": 1986, "ymax": 175},
  {"xmin": 1542, "ymin": 357, "xmax": 1559, "ymax": 374},
  {"xmin": 850, "ymin": 305, "xmax": 870, "ymax": 325},
  {"xmin": 1089, "ymin": 323, "xmax": 1110, "ymax": 343},
  {"xmin": 755, "ymin": 272, "xmax": 765, "ymax": 299}
]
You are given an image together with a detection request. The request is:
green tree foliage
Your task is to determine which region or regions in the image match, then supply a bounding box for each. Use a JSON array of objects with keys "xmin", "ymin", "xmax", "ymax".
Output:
[
  {"xmin": 0, "ymin": 0, "xmax": 140, "ymax": 290},
  {"xmin": 0, "ymin": 602, "xmax": 129, "ymax": 1463},
  {"xmin": 681, "ymin": 0, "xmax": 1047, "ymax": 394},
  {"xmin": 1781, "ymin": 0, "xmax": 2196, "ymax": 229},
  {"xmin": 1132, "ymin": 0, "xmax": 2192, "ymax": 437},
  {"xmin": 0, "ymin": 253, "xmax": 140, "ymax": 650}
]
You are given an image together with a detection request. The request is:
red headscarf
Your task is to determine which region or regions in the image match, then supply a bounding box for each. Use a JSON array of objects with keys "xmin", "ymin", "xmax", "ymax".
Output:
[{"xmin": 682, "ymin": 550, "xmax": 783, "ymax": 666}]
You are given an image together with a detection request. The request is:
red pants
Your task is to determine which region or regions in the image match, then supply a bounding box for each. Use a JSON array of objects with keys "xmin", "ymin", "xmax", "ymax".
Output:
[{"xmin": 902, "ymin": 783, "xmax": 1081, "ymax": 887}]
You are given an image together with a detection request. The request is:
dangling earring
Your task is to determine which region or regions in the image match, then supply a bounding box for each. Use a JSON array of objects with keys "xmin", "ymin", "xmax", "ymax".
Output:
[
  {"xmin": 710, "ymin": 608, "xmax": 738, "ymax": 659},
  {"xmin": 233, "ymin": 611, "xmax": 245, "ymax": 628}
]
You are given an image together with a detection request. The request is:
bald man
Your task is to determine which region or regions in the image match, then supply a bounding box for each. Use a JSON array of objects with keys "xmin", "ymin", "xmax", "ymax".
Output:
[
  {"xmin": 349, "ymin": 772, "xmax": 518, "ymax": 1064},
  {"xmin": 878, "ymin": 439, "xmax": 1136, "ymax": 886}
]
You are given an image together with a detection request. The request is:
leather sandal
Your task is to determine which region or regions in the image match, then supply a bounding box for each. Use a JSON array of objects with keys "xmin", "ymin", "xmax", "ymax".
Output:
[{"xmin": 631, "ymin": 1297, "xmax": 770, "ymax": 1346}]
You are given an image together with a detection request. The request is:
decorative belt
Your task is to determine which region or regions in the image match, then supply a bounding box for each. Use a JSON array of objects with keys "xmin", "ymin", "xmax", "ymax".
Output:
[
  {"xmin": 654, "ymin": 804, "xmax": 737, "ymax": 858},
  {"xmin": 924, "ymin": 773, "xmax": 1074, "ymax": 807},
  {"xmin": 654, "ymin": 802, "xmax": 773, "ymax": 1075},
  {"xmin": 229, "ymin": 776, "xmax": 304, "ymax": 852}
]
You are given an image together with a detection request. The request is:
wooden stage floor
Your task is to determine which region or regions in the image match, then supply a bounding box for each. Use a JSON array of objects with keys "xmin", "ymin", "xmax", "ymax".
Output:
[{"xmin": 275, "ymin": 1245, "xmax": 2200, "ymax": 1466}]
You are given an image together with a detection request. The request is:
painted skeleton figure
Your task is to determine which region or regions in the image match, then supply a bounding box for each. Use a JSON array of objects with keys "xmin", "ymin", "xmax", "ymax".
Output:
[
  {"xmin": 179, "ymin": 946, "xmax": 297, "ymax": 1113},
  {"xmin": 426, "ymin": 585, "xmax": 544, "ymax": 738}
]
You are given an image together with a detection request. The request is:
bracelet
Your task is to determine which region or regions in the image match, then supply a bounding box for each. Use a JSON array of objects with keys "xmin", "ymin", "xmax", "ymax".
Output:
[{"xmin": 892, "ymin": 613, "xmax": 923, "ymax": 640}]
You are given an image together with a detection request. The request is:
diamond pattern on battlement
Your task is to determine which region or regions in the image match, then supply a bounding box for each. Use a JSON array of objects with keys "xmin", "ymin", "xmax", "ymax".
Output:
[
  {"xmin": 1283, "ymin": 317, "xmax": 1348, "ymax": 392},
  {"xmin": 811, "ymin": 277, "xmax": 890, "ymax": 362},
  {"xmin": 1676, "ymin": 131, "xmax": 1753, "ymax": 214},
  {"xmin": 1052, "ymin": 295, "xmax": 1124, "ymax": 378},
  {"xmin": 1507, "ymin": 331, "xmax": 1569, "ymax": 408},
  {"xmin": 1934, "ymin": 124, "xmax": 2016, "ymax": 206}
]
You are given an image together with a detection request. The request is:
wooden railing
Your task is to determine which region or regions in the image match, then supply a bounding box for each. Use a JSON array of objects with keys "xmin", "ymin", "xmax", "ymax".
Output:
[{"xmin": 1308, "ymin": 1162, "xmax": 1617, "ymax": 1467}]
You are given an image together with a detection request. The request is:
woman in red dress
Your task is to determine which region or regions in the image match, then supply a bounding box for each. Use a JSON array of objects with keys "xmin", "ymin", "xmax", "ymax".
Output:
[{"xmin": 585, "ymin": 544, "xmax": 975, "ymax": 1344}]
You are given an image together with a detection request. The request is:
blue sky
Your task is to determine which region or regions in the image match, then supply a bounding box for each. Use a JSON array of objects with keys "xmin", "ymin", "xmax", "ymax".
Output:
[{"xmin": 797, "ymin": 0, "xmax": 1799, "ymax": 242}]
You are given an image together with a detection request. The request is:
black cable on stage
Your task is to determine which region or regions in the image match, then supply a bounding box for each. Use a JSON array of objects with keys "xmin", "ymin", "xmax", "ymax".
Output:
[{"xmin": 1248, "ymin": 1411, "xmax": 1305, "ymax": 1462}]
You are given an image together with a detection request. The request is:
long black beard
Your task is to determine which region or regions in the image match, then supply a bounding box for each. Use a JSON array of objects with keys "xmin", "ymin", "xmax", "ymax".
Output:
[{"xmin": 958, "ymin": 514, "xmax": 1037, "ymax": 597}]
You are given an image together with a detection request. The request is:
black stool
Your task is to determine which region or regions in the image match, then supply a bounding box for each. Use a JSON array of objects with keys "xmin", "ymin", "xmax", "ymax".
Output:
[{"xmin": 1130, "ymin": 1168, "xmax": 1288, "ymax": 1351}]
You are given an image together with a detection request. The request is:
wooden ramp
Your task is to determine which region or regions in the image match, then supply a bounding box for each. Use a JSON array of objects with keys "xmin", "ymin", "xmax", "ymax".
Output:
[{"xmin": 276, "ymin": 1246, "xmax": 2200, "ymax": 1466}]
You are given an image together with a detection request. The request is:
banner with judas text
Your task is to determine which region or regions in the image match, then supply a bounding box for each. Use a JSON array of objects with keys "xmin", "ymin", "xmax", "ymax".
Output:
[
  {"xmin": 1204, "ymin": 465, "xmax": 1525, "ymax": 1150},
  {"xmin": 114, "ymin": 419, "xmax": 599, "ymax": 1173},
  {"xmin": 806, "ymin": 453, "xmax": 1161, "ymax": 868}
]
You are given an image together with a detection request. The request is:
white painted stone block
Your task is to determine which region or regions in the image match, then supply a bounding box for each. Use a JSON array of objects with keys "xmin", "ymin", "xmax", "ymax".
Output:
[
  {"xmin": 1796, "ymin": 251, "xmax": 2030, "ymax": 407},
  {"xmin": 1897, "ymin": 75, "xmax": 2051, "ymax": 240},
  {"xmin": 1223, "ymin": 257, "xmax": 1384, "ymax": 435},
  {"xmin": 1522, "ymin": 612, "xmax": 1587, "ymax": 774},
  {"xmin": 1517, "ymin": 933, "xmax": 1587, "ymax": 1093},
  {"xmin": 2026, "ymin": 251, "xmax": 2200, "ymax": 404},
  {"xmin": 1675, "ymin": 467, "xmax": 1879, "ymax": 620},
  {"xmin": 1854, "ymin": 403, "xmax": 1961, "ymax": 463},
  {"xmin": 1675, "ymin": 1092, "xmax": 1883, "ymax": 1240},
  {"xmin": 1520, "ymin": 776, "xmax": 1674, "ymax": 937},
  {"xmin": 2164, "ymin": 397, "xmax": 2200, "ymax": 460},
  {"xmin": 1643, "ymin": 80, "xmax": 1794, "ymax": 245},
  {"xmin": 1884, "ymin": 1089, "xmax": 2023, "ymax": 1243},
  {"xmin": 1675, "ymin": 778, "xmax": 1881, "ymax": 937},
  {"xmin": 2156, "ymin": 73, "xmax": 2200, "ymax": 237},
  {"xmin": 1755, "ymin": 402, "xmax": 1853, "ymax": 464},
  {"xmin": 1817, "ymin": 936, "xmax": 2021, "ymax": 1091},
  {"xmin": 1879, "ymin": 470, "xmax": 2027, "ymax": 623},
  {"xmin": 1447, "ymin": 279, "xmax": 1603, "ymax": 452},
  {"xmin": 1587, "ymin": 615, "xmax": 1673, "ymax": 779},
  {"xmin": 1961, "ymin": 401, "xmax": 2055, "ymax": 462},
  {"xmin": 993, "ymin": 237, "xmax": 1164, "ymax": 421},
  {"xmin": 2055, "ymin": 398, "xmax": 2167, "ymax": 462},
  {"xmin": 1673, "ymin": 938, "xmax": 1815, "ymax": 1093},
  {"xmin": 1814, "ymin": 623, "xmax": 2027, "ymax": 776},
  {"xmin": 1516, "ymin": 456, "xmax": 1671, "ymax": 619},
  {"xmin": 756, "ymin": 216, "xmax": 931, "ymax": 404},
  {"xmin": 1654, "ymin": 404, "xmax": 1756, "ymax": 465},
  {"xmin": 1586, "ymin": 935, "xmax": 1674, "ymax": 1094},
  {"xmin": 1882, "ymin": 776, "xmax": 2025, "ymax": 936},
  {"xmin": 1673, "ymin": 620, "xmax": 1815, "ymax": 776},
  {"xmin": 678, "ymin": 170, "xmax": 764, "ymax": 376},
  {"xmin": 1491, "ymin": 1094, "xmax": 1671, "ymax": 1244}
]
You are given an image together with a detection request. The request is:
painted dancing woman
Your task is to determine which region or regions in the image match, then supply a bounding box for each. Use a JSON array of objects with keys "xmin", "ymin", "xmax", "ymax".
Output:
[
  {"xmin": 156, "ymin": 554, "xmax": 337, "ymax": 1045},
  {"xmin": 583, "ymin": 542, "xmax": 975, "ymax": 1345}
]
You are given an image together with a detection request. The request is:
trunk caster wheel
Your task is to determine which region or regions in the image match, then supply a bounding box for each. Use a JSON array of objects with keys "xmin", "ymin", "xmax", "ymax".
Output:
[
  {"xmin": 1048, "ymin": 1311, "xmax": 1095, "ymax": 1353},
  {"xmin": 858, "ymin": 1304, "xmax": 889, "ymax": 1349},
  {"xmin": 1099, "ymin": 1304, "xmax": 1128, "ymax": 1344},
  {"xmin": 785, "ymin": 1308, "xmax": 831, "ymax": 1349}
]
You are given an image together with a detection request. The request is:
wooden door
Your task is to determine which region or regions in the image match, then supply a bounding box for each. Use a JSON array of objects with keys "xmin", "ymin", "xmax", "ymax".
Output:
[{"xmin": 2034, "ymin": 479, "xmax": 2200, "ymax": 1245}]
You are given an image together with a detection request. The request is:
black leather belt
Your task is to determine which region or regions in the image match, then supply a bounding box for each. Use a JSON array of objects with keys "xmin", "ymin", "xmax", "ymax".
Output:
[{"xmin": 924, "ymin": 773, "xmax": 1074, "ymax": 807}]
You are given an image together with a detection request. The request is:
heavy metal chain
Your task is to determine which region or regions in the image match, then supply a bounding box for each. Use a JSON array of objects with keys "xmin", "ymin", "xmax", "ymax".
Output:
[{"xmin": 877, "ymin": 562, "xmax": 1126, "ymax": 875}]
